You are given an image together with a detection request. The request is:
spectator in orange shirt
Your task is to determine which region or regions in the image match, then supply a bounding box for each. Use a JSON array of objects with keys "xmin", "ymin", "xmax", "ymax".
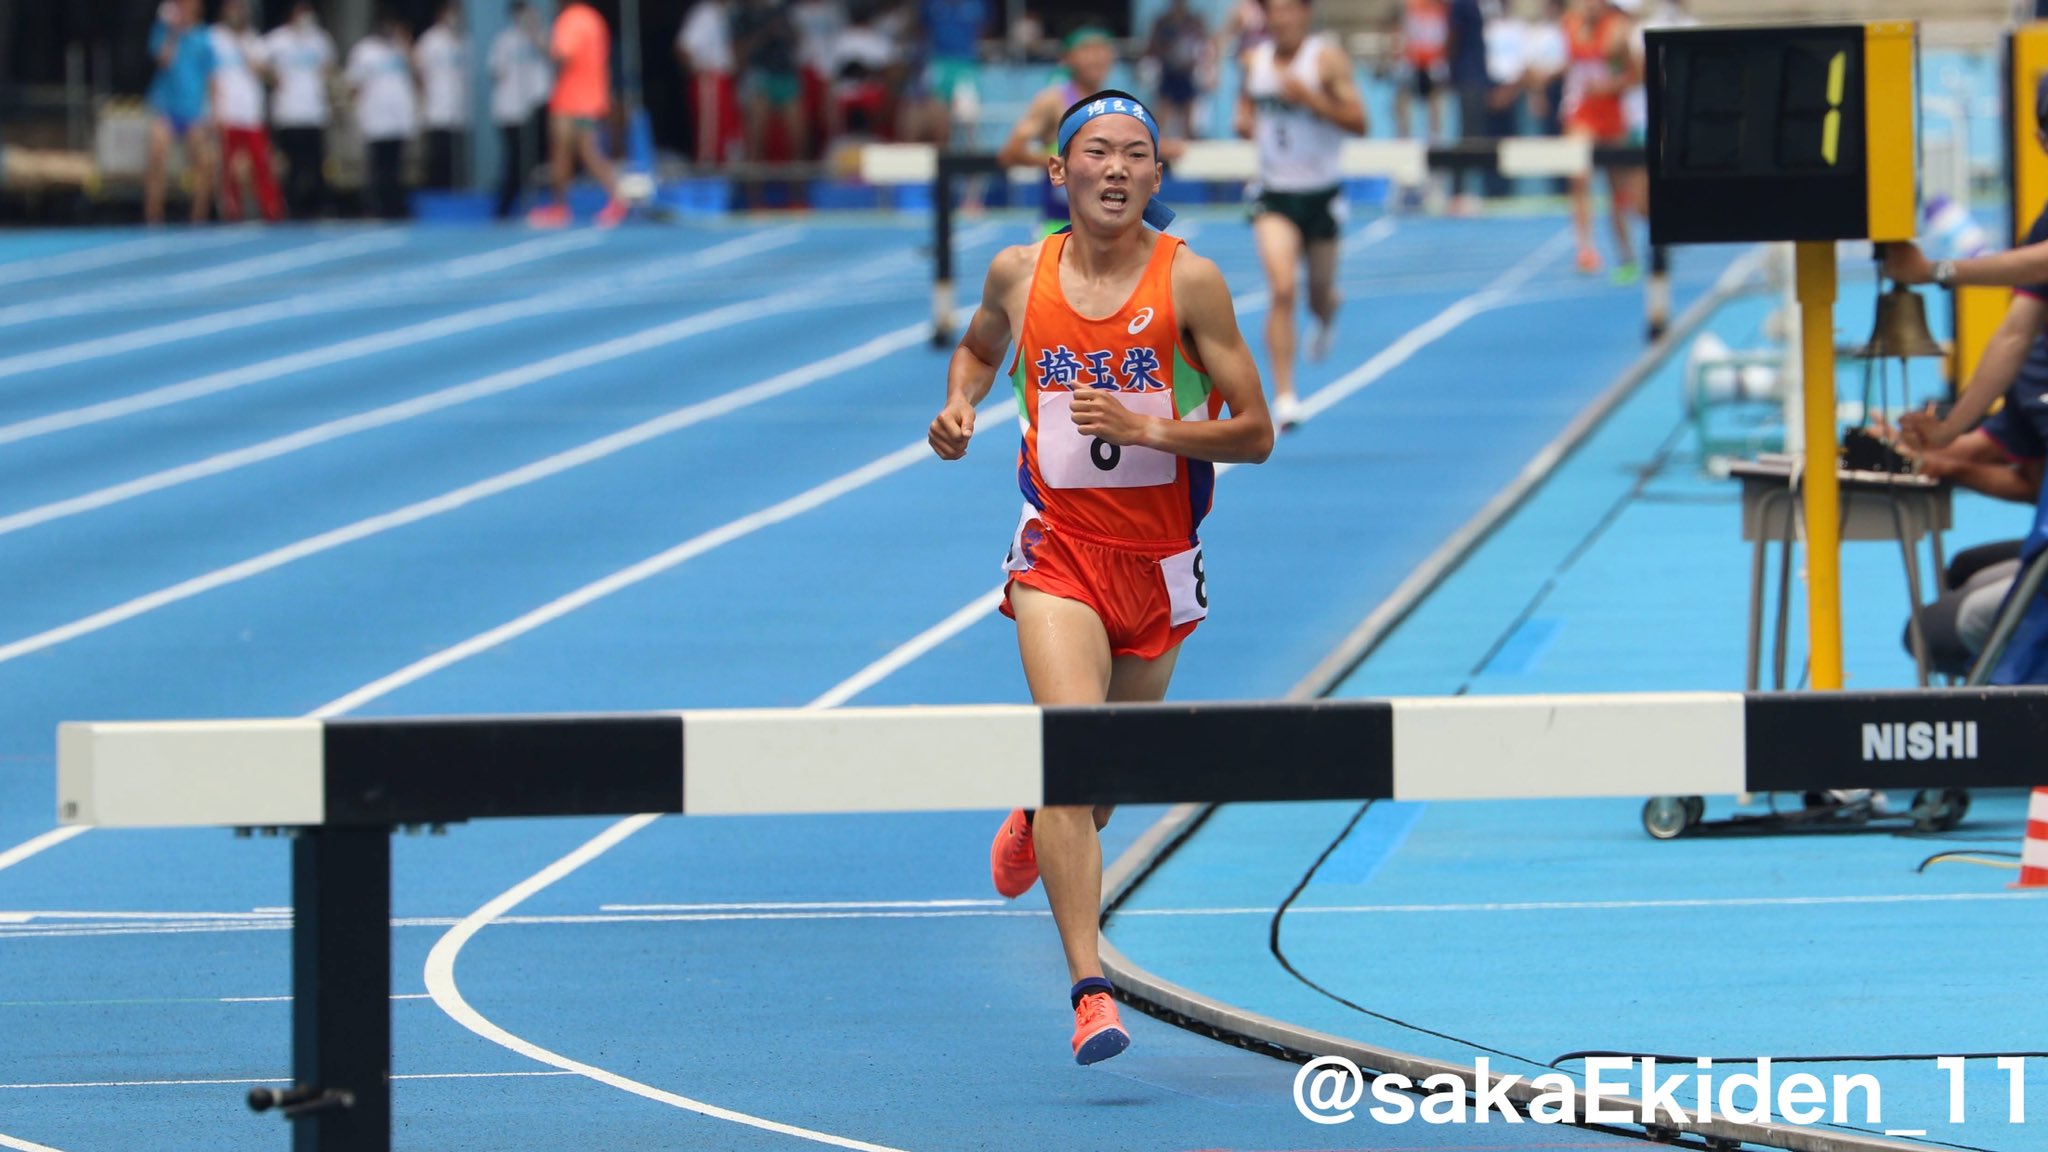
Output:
[{"xmin": 528, "ymin": 0, "xmax": 627, "ymax": 227}]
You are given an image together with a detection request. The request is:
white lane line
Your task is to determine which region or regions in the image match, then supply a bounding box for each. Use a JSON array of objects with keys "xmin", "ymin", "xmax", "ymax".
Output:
[
  {"xmin": 0, "ymin": 315, "xmax": 964, "ymax": 671},
  {"xmin": 599, "ymin": 899, "xmax": 1005, "ymax": 912},
  {"xmin": 1297, "ymin": 228, "xmax": 1571, "ymax": 422},
  {"xmin": 0, "ymin": 231, "xmax": 793, "ymax": 448},
  {"xmin": 0, "ymin": 231, "xmax": 410, "ymax": 328},
  {"xmin": 424, "ymin": 815, "xmax": 911, "ymax": 1152},
  {"xmin": 0, "ymin": 231, "xmax": 254, "ymax": 287},
  {"xmin": 0, "ymin": 248, "xmax": 903, "ymax": 548},
  {"xmin": 405, "ymin": 400, "xmax": 1018, "ymax": 1150},
  {"xmin": 0, "ymin": 231, "xmax": 617, "ymax": 384},
  {"xmin": 0, "ymin": 827, "xmax": 88, "ymax": 875},
  {"xmin": 0, "ymin": 1071, "xmax": 575, "ymax": 1091},
  {"xmin": 0, "ymin": 1131, "xmax": 66, "ymax": 1152},
  {"xmin": 0, "ymin": 908, "xmax": 285, "ymax": 920},
  {"xmin": 310, "ymin": 388, "xmax": 1008, "ymax": 718},
  {"xmin": 12, "ymin": 885, "xmax": 2048, "ymax": 941}
]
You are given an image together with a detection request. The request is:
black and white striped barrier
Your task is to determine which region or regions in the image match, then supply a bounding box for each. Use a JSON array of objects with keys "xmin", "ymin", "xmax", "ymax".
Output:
[{"xmin": 55, "ymin": 687, "xmax": 2048, "ymax": 1152}]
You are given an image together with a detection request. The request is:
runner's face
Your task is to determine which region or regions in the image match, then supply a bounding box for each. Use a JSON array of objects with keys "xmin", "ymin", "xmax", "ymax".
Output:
[
  {"xmin": 1267, "ymin": 0, "xmax": 1308, "ymax": 48},
  {"xmin": 1067, "ymin": 41, "xmax": 1114, "ymax": 91},
  {"xmin": 1053, "ymin": 114, "xmax": 1159, "ymax": 235}
]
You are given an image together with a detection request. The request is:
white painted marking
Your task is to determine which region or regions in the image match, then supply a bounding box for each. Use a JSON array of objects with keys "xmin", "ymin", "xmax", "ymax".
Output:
[
  {"xmin": 0, "ymin": 232, "xmax": 409, "ymax": 328},
  {"xmin": 0, "ymin": 909, "xmax": 287, "ymax": 920},
  {"xmin": 0, "ymin": 230, "xmax": 619, "ymax": 384},
  {"xmin": 1297, "ymin": 229, "xmax": 1571, "ymax": 423},
  {"xmin": 0, "ymin": 1130, "xmax": 67, "ymax": 1152},
  {"xmin": 310, "ymin": 388, "xmax": 1007, "ymax": 718},
  {"xmin": 0, "ymin": 827, "xmax": 87, "ymax": 875},
  {"xmin": 600, "ymin": 900, "xmax": 1004, "ymax": 911},
  {"xmin": 1884, "ymin": 1132, "xmax": 1928, "ymax": 1138},
  {"xmin": 0, "ymin": 231, "xmax": 252, "ymax": 287},
  {"xmin": 0, "ymin": 232, "xmax": 792, "ymax": 449},
  {"xmin": 0, "ymin": 1071, "xmax": 574, "ymax": 1091},
  {"xmin": 422, "ymin": 816, "xmax": 911, "ymax": 1152},
  {"xmin": 0, "ymin": 314, "xmax": 947, "ymax": 675},
  {"xmin": 220, "ymin": 992, "xmax": 432, "ymax": 1002}
]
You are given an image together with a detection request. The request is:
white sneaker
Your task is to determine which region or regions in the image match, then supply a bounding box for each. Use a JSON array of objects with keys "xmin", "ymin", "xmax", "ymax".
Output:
[
  {"xmin": 1274, "ymin": 392, "xmax": 1303, "ymax": 431},
  {"xmin": 1308, "ymin": 317, "xmax": 1335, "ymax": 363}
]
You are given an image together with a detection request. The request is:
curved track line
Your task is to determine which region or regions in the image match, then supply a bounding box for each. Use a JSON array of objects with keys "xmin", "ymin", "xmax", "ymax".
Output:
[
  {"xmin": 0, "ymin": 1131, "xmax": 67, "ymax": 1151},
  {"xmin": 423, "ymin": 815, "xmax": 910, "ymax": 1152}
]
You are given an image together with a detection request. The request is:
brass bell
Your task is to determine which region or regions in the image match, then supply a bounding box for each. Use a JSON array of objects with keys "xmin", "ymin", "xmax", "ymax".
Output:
[{"xmin": 1855, "ymin": 282, "xmax": 1946, "ymax": 360}]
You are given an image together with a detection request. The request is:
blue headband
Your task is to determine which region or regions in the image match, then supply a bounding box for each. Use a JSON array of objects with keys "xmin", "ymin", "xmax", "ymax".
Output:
[{"xmin": 1055, "ymin": 96, "xmax": 1176, "ymax": 231}]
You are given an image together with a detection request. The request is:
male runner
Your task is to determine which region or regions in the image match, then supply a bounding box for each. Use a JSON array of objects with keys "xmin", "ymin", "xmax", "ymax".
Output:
[
  {"xmin": 1559, "ymin": 0, "xmax": 1640, "ymax": 278},
  {"xmin": 928, "ymin": 90, "xmax": 1272, "ymax": 1065},
  {"xmin": 529, "ymin": 0, "xmax": 628, "ymax": 228},
  {"xmin": 1238, "ymin": 0, "xmax": 1366, "ymax": 430}
]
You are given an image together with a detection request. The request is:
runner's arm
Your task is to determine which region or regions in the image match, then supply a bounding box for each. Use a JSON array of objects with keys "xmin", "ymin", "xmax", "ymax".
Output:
[
  {"xmin": 931, "ymin": 244, "xmax": 1032, "ymax": 459},
  {"xmin": 1314, "ymin": 41, "xmax": 1368, "ymax": 134},
  {"xmin": 997, "ymin": 90, "xmax": 1058, "ymax": 169}
]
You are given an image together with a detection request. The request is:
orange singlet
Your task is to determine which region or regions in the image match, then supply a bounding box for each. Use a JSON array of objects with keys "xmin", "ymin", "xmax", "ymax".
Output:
[
  {"xmin": 1561, "ymin": 8, "xmax": 1627, "ymax": 141},
  {"xmin": 1402, "ymin": 0, "xmax": 1449, "ymax": 70},
  {"xmin": 998, "ymin": 230, "xmax": 1223, "ymax": 660}
]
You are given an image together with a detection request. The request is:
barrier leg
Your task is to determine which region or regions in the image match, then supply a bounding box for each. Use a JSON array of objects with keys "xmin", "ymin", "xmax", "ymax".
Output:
[{"xmin": 266, "ymin": 826, "xmax": 392, "ymax": 1152}]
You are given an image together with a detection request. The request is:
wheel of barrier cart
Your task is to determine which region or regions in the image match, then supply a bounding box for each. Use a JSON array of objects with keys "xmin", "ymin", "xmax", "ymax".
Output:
[
  {"xmin": 1683, "ymin": 796, "xmax": 1706, "ymax": 826},
  {"xmin": 1643, "ymin": 796, "xmax": 1691, "ymax": 840},
  {"xmin": 1910, "ymin": 788, "xmax": 1971, "ymax": 832}
]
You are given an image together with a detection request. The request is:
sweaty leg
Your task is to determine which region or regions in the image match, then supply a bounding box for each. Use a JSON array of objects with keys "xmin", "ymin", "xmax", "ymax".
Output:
[
  {"xmin": 1606, "ymin": 165, "xmax": 1639, "ymax": 269},
  {"xmin": 144, "ymin": 117, "xmax": 172, "ymax": 225},
  {"xmin": 1305, "ymin": 237, "xmax": 1340, "ymax": 331},
  {"xmin": 549, "ymin": 116, "xmax": 573, "ymax": 204},
  {"xmin": 184, "ymin": 125, "xmax": 214, "ymax": 224},
  {"xmin": 1253, "ymin": 212, "xmax": 1303, "ymax": 403},
  {"xmin": 578, "ymin": 127, "xmax": 619, "ymax": 198},
  {"xmin": 1008, "ymin": 583, "xmax": 1114, "ymax": 984}
]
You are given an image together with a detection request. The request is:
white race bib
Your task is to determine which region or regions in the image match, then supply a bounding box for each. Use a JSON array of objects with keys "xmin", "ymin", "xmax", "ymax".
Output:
[
  {"xmin": 1160, "ymin": 544, "xmax": 1208, "ymax": 626},
  {"xmin": 1037, "ymin": 388, "xmax": 1177, "ymax": 490}
]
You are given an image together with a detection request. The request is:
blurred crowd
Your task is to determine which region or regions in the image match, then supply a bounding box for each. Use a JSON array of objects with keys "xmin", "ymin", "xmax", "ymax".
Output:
[{"xmin": 135, "ymin": 0, "xmax": 1698, "ymax": 225}]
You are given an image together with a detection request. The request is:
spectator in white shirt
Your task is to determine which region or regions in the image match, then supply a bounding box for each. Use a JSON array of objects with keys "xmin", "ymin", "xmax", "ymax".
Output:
[
  {"xmin": 791, "ymin": 0, "xmax": 844, "ymax": 157},
  {"xmin": 346, "ymin": 12, "xmax": 417, "ymax": 218},
  {"xmin": 677, "ymin": 0, "xmax": 738, "ymax": 165},
  {"xmin": 264, "ymin": 0, "xmax": 336, "ymax": 216},
  {"xmin": 415, "ymin": 3, "xmax": 468, "ymax": 189},
  {"xmin": 491, "ymin": 0, "xmax": 552, "ymax": 217},
  {"xmin": 212, "ymin": 0, "xmax": 282, "ymax": 221},
  {"xmin": 826, "ymin": 3, "xmax": 897, "ymax": 141}
]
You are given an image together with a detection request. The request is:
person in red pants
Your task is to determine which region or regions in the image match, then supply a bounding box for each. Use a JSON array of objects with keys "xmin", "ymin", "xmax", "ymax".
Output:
[{"xmin": 211, "ymin": 0, "xmax": 283, "ymax": 221}]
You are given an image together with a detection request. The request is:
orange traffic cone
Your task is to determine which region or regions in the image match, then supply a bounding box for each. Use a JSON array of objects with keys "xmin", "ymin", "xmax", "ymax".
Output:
[{"xmin": 2016, "ymin": 789, "xmax": 2048, "ymax": 889}]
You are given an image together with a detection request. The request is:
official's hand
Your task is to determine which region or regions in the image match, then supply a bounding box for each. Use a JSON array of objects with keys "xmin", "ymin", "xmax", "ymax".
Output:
[
  {"xmin": 928, "ymin": 398, "xmax": 976, "ymax": 460},
  {"xmin": 1070, "ymin": 385, "xmax": 1149, "ymax": 446},
  {"xmin": 1883, "ymin": 242, "xmax": 1935, "ymax": 286},
  {"xmin": 1897, "ymin": 404, "xmax": 1955, "ymax": 452},
  {"xmin": 1916, "ymin": 451, "xmax": 1963, "ymax": 481}
]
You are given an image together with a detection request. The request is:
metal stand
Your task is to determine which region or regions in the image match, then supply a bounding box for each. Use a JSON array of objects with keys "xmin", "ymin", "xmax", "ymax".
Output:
[
  {"xmin": 1735, "ymin": 458, "xmax": 1951, "ymax": 690},
  {"xmin": 257, "ymin": 826, "xmax": 392, "ymax": 1152}
]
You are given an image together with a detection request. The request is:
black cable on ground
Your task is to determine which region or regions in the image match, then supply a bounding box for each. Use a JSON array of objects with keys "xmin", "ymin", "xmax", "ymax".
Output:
[{"xmin": 1264, "ymin": 801, "xmax": 1549, "ymax": 1070}]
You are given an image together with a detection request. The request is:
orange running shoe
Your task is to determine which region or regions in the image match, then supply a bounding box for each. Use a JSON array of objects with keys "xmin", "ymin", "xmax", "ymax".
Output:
[
  {"xmin": 526, "ymin": 203, "xmax": 570, "ymax": 229},
  {"xmin": 990, "ymin": 808, "xmax": 1037, "ymax": 898},
  {"xmin": 595, "ymin": 198, "xmax": 630, "ymax": 228},
  {"xmin": 1072, "ymin": 992, "xmax": 1130, "ymax": 1065},
  {"xmin": 1575, "ymin": 245, "xmax": 1602, "ymax": 275}
]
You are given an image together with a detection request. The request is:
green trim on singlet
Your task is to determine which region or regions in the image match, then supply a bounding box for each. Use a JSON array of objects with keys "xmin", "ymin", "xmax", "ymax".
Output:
[
  {"xmin": 1011, "ymin": 352, "xmax": 1029, "ymax": 421},
  {"xmin": 1172, "ymin": 343, "xmax": 1213, "ymax": 418}
]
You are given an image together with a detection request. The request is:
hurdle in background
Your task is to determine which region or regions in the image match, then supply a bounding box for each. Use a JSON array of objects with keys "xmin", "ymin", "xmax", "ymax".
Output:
[
  {"xmin": 856, "ymin": 138, "xmax": 1672, "ymax": 350},
  {"xmin": 57, "ymin": 687, "xmax": 2048, "ymax": 1152}
]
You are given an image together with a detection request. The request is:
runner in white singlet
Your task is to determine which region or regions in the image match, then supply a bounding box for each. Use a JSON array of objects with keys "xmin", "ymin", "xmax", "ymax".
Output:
[{"xmin": 1237, "ymin": 0, "xmax": 1365, "ymax": 429}]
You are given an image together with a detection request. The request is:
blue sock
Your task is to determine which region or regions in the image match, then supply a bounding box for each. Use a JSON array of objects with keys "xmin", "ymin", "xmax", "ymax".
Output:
[{"xmin": 1070, "ymin": 976, "xmax": 1114, "ymax": 1008}]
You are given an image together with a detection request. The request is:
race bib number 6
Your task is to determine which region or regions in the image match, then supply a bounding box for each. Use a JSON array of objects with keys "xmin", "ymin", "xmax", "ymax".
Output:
[{"xmin": 1037, "ymin": 388, "xmax": 1177, "ymax": 490}]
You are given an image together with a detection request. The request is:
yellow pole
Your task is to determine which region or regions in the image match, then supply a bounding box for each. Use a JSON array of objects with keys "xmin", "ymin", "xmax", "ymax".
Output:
[{"xmin": 1795, "ymin": 240, "xmax": 1844, "ymax": 690}]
